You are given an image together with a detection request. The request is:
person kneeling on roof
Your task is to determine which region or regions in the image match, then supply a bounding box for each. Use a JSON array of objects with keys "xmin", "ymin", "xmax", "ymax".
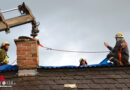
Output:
[
  {"xmin": 79, "ymin": 58, "xmax": 88, "ymax": 66},
  {"xmin": 104, "ymin": 32, "xmax": 129, "ymax": 66},
  {"xmin": 0, "ymin": 41, "xmax": 10, "ymax": 65}
]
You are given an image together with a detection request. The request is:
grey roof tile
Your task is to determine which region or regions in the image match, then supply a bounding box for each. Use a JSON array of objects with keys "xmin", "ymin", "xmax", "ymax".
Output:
[
  {"xmin": 104, "ymin": 79, "xmax": 118, "ymax": 84},
  {"xmin": 77, "ymin": 83, "xmax": 90, "ymax": 89},
  {"xmin": 0, "ymin": 66, "xmax": 130, "ymax": 90},
  {"xmin": 76, "ymin": 80, "xmax": 93, "ymax": 84},
  {"xmin": 87, "ymin": 84, "xmax": 103, "ymax": 89},
  {"xmin": 116, "ymin": 79, "xmax": 130, "ymax": 83},
  {"xmin": 92, "ymin": 79, "xmax": 106, "ymax": 84},
  {"xmin": 114, "ymin": 84, "xmax": 128, "ymax": 88}
]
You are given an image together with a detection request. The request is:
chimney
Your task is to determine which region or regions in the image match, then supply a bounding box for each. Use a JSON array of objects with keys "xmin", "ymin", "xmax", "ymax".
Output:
[{"xmin": 14, "ymin": 36, "xmax": 39, "ymax": 76}]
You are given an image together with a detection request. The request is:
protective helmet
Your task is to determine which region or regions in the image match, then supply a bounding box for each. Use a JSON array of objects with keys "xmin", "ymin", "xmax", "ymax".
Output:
[
  {"xmin": 1, "ymin": 41, "xmax": 10, "ymax": 47},
  {"xmin": 115, "ymin": 32, "xmax": 124, "ymax": 38},
  {"xmin": 79, "ymin": 58, "xmax": 87, "ymax": 65},
  {"xmin": 80, "ymin": 58, "xmax": 86, "ymax": 62}
]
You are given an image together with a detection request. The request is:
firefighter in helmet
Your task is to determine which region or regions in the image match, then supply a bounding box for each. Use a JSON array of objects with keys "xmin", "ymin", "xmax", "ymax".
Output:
[
  {"xmin": 79, "ymin": 58, "xmax": 88, "ymax": 66},
  {"xmin": 0, "ymin": 41, "xmax": 10, "ymax": 65},
  {"xmin": 104, "ymin": 32, "xmax": 129, "ymax": 66}
]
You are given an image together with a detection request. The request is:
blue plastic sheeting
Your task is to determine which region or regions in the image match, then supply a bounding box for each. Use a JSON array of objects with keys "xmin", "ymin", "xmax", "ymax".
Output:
[
  {"xmin": 40, "ymin": 65, "xmax": 79, "ymax": 69},
  {"xmin": 0, "ymin": 65, "xmax": 18, "ymax": 71},
  {"xmin": 79, "ymin": 63, "xmax": 113, "ymax": 68},
  {"xmin": 79, "ymin": 58, "xmax": 113, "ymax": 67},
  {"xmin": 39, "ymin": 58, "xmax": 114, "ymax": 69},
  {"xmin": 0, "ymin": 58, "xmax": 113, "ymax": 71},
  {"xmin": 99, "ymin": 58, "xmax": 109, "ymax": 64}
]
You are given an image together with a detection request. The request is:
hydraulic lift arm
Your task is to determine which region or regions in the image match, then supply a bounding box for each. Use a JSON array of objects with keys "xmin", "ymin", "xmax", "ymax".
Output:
[{"xmin": 0, "ymin": 2, "xmax": 39, "ymax": 38}]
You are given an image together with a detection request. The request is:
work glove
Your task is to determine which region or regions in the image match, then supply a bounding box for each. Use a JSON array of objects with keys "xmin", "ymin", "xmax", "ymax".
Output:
[{"xmin": 104, "ymin": 42, "xmax": 109, "ymax": 47}]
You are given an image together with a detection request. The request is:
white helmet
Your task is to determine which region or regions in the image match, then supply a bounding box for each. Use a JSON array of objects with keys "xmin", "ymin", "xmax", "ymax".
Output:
[
  {"xmin": 80, "ymin": 58, "xmax": 86, "ymax": 62},
  {"xmin": 1, "ymin": 41, "xmax": 10, "ymax": 47}
]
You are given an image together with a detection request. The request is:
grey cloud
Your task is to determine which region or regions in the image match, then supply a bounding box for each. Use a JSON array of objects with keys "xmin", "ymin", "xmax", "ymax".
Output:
[{"xmin": 0, "ymin": 0, "xmax": 130, "ymax": 66}]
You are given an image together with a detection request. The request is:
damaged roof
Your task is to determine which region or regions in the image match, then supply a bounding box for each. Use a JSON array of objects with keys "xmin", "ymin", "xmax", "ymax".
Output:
[
  {"xmin": 0, "ymin": 65, "xmax": 130, "ymax": 90},
  {"xmin": 0, "ymin": 58, "xmax": 113, "ymax": 71}
]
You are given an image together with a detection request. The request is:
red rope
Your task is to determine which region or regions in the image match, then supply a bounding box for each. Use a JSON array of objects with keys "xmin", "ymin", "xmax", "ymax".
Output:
[
  {"xmin": 9, "ymin": 44, "xmax": 109, "ymax": 65},
  {"xmin": 11, "ymin": 60, "xmax": 16, "ymax": 65},
  {"xmin": 39, "ymin": 44, "xmax": 109, "ymax": 54}
]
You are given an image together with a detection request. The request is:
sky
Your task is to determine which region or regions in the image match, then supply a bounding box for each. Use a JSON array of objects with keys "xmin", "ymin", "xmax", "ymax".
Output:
[{"xmin": 0, "ymin": 0, "xmax": 130, "ymax": 66}]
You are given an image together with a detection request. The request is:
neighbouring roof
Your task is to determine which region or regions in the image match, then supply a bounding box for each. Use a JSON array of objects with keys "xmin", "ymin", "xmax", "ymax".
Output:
[{"xmin": 0, "ymin": 59, "xmax": 130, "ymax": 90}]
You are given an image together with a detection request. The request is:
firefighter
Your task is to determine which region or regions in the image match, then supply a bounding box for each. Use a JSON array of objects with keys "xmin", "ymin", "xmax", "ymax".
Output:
[
  {"xmin": 79, "ymin": 58, "xmax": 88, "ymax": 66},
  {"xmin": 0, "ymin": 41, "xmax": 10, "ymax": 65},
  {"xmin": 104, "ymin": 32, "xmax": 129, "ymax": 66}
]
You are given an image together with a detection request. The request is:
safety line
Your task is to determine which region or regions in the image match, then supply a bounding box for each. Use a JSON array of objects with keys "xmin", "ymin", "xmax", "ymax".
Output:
[
  {"xmin": 11, "ymin": 60, "xmax": 17, "ymax": 65},
  {"xmin": 39, "ymin": 44, "xmax": 110, "ymax": 54}
]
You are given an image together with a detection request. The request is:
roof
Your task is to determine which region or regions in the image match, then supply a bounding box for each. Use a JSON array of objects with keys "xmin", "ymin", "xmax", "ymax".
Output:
[
  {"xmin": 0, "ymin": 58, "xmax": 113, "ymax": 71},
  {"xmin": 1, "ymin": 65, "xmax": 130, "ymax": 90},
  {"xmin": 0, "ymin": 58, "xmax": 130, "ymax": 90}
]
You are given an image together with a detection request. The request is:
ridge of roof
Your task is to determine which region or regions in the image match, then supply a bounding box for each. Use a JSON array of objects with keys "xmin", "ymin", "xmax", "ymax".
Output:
[{"xmin": 2, "ymin": 58, "xmax": 129, "ymax": 72}]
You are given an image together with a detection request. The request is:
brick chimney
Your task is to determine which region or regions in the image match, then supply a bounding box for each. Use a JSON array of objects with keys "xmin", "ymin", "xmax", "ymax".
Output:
[{"xmin": 14, "ymin": 36, "xmax": 39, "ymax": 76}]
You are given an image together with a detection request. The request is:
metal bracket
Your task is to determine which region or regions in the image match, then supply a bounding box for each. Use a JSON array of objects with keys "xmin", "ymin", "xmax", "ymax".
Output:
[
  {"xmin": 0, "ymin": 2, "xmax": 39, "ymax": 38},
  {"xmin": 0, "ymin": 10, "xmax": 10, "ymax": 33},
  {"xmin": 18, "ymin": 2, "xmax": 39, "ymax": 38}
]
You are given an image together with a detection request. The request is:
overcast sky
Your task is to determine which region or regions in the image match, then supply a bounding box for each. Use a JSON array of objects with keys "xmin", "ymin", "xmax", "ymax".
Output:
[{"xmin": 0, "ymin": 0, "xmax": 130, "ymax": 66}]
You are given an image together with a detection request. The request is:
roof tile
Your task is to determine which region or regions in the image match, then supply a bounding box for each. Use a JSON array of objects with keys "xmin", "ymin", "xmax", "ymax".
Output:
[{"xmin": 1, "ymin": 66, "xmax": 130, "ymax": 89}]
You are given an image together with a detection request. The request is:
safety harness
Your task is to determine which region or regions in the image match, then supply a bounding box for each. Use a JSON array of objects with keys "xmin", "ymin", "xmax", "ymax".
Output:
[{"xmin": 118, "ymin": 41, "xmax": 128, "ymax": 65}]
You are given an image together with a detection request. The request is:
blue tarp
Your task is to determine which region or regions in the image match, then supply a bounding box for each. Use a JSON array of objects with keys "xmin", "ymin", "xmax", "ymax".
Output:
[
  {"xmin": 99, "ymin": 58, "xmax": 109, "ymax": 64},
  {"xmin": 0, "ymin": 65, "xmax": 18, "ymax": 71},
  {"xmin": 39, "ymin": 58, "xmax": 113, "ymax": 69},
  {"xmin": 0, "ymin": 58, "xmax": 113, "ymax": 71}
]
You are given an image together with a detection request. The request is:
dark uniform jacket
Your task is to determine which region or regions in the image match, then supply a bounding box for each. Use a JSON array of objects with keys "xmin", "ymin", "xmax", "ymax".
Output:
[{"xmin": 107, "ymin": 40, "xmax": 129, "ymax": 65}]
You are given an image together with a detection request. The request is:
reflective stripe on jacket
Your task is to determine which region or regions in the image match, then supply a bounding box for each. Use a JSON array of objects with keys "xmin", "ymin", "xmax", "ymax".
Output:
[{"xmin": 107, "ymin": 40, "xmax": 129, "ymax": 65}]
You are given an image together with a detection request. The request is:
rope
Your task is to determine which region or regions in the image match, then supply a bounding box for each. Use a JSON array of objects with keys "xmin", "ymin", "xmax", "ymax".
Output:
[
  {"xmin": 39, "ymin": 44, "xmax": 110, "ymax": 54},
  {"xmin": 11, "ymin": 60, "xmax": 17, "ymax": 65},
  {"xmin": 8, "ymin": 44, "xmax": 109, "ymax": 66}
]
